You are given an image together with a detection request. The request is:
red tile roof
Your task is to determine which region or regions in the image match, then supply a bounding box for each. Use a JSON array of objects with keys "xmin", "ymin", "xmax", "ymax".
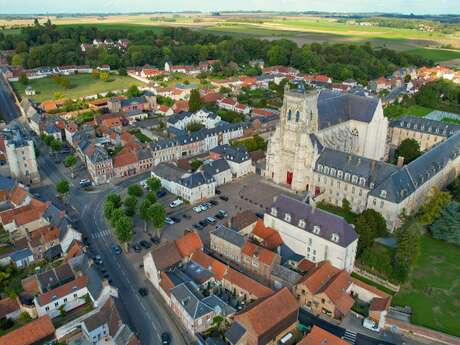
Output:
[
  {"xmin": 241, "ymin": 242, "xmax": 278, "ymax": 266},
  {"xmin": 65, "ymin": 240, "xmax": 84, "ymax": 261},
  {"xmin": 234, "ymin": 287, "xmax": 299, "ymax": 337},
  {"xmin": 298, "ymin": 326, "xmax": 349, "ymax": 345},
  {"xmin": 0, "ymin": 297, "xmax": 19, "ymax": 318},
  {"xmin": 252, "ymin": 108, "xmax": 273, "ymax": 117},
  {"xmin": 297, "ymin": 259, "xmax": 316, "ymax": 274},
  {"xmin": 37, "ymin": 275, "xmax": 88, "ymax": 306},
  {"xmin": 0, "ymin": 199, "xmax": 48, "ymax": 226},
  {"xmin": 220, "ymin": 98, "xmax": 237, "ymax": 106},
  {"xmin": 159, "ymin": 272, "xmax": 176, "ymax": 296},
  {"xmin": 251, "ymin": 220, "xmax": 283, "ymax": 250},
  {"xmin": 370, "ymin": 296, "xmax": 391, "ymax": 312},
  {"xmin": 173, "ymin": 100, "xmax": 189, "ymax": 113},
  {"xmin": 175, "ymin": 230, "xmax": 203, "ymax": 257},
  {"xmin": 224, "ymin": 268, "xmax": 273, "ymax": 299},
  {"xmin": 191, "ymin": 251, "xmax": 227, "ymax": 280},
  {"xmin": 9, "ymin": 185, "xmax": 28, "ymax": 206},
  {"xmin": 0, "ymin": 315, "xmax": 55, "ymax": 345},
  {"xmin": 351, "ymin": 278, "xmax": 389, "ymax": 299}
]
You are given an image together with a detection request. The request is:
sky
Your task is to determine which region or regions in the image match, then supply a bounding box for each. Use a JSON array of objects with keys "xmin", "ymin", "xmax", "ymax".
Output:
[{"xmin": 0, "ymin": 0, "xmax": 459, "ymax": 15}]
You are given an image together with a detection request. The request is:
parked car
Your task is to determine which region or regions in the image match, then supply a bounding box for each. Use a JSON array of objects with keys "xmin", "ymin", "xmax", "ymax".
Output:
[
  {"xmin": 219, "ymin": 195, "xmax": 229, "ymax": 201},
  {"xmin": 161, "ymin": 332, "xmax": 171, "ymax": 345},
  {"xmin": 171, "ymin": 216, "xmax": 181, "ymax": 223},
  {"xmin": 207, "ymin": 216, "xmax": 216, "ymax": 224},
  {"xmin": 199, "ymin": 219, "xmax": 209, "ymax": 227},
  {"xmin": 94, "ymin": 255, "xmax": 103, "ymax": 265},
  {"xmin": 165, "ymin": 217, "xmax": 175, "ymax": 225},
  {"xmin": 150, "ymin": 236, "xmax": 160, "ymax": 245},
  {"xmin": 209, "ymin": 199, "xmax": 218, "ymax": 206},
  {"xmin": 215, "ymin": 189, "xmax": 222, "ymax": 195},
  {"xmin": 138, "ymin": 288, "xmax": 148, "ymax": 297},
  {"xmin": 182, "ymin": 213, "xmax": 192, "ymax": 220},
  {"xmin": 156, "ymin": 190, "xmax": 167, "ymax": 198},
  {"xmin": 200, "ymin": 203, "xmax": 209, "ymax": 211},
  {"xmin": 193, "ymin": 223, "xmax": 204, "ymax": 231},
  {"xmin": 111, "ymin": 245, "xmax": 122, "ymax": 255},
  {"xmin": 133, "ymin": 243, "xmax": 142, "ymax": 253},
  {"xmin": 140, "ymin": 240, "xmax": 151, "ymax": 249},
  {"xmin": 79, "ymin": 178, "xmax": 91, "ymax": 187},
  {"xmin": 218, "ymin": 210, "xmax": 228, "ymax": 217},
  {"xmin": 193, "ymin": 206, "xmax": 203, "ymax": 213},
  {"xmin": 169, "ymin": 199, "xmax": 184, "ymax": 208}
]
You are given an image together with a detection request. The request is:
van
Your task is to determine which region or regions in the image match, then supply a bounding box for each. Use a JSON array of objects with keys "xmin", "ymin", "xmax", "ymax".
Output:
[{"xmin": 169, "ymin": 199, "xmax": 184, "ymax": 208}]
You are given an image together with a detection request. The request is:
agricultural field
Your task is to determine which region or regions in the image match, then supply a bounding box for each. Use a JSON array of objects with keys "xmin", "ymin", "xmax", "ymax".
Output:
[
  {"xmin": 12, "ymin": 74, "xmax": 143, "ymax": 102},
  {"xmin": 392, "ymin": 235, "xmax": 460, "ymax": 337},
  {"xmin": 406, "ymin": 48, "xmax": 460, "ymax": 62}
]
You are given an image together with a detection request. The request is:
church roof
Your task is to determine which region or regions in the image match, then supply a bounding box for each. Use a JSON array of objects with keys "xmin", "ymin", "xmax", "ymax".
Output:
[{"xmin": 317, "ymin": 91, "xmax": 379, "ymax": 130}]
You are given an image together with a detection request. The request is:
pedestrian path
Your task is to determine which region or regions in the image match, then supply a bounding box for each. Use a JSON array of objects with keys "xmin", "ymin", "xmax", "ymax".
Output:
[
  {"xmin": 342, "ymin": 330, "xmax": 357, "ymax": 344},
  {"xmin": 90, "ymin": 229, "xmax": 112, "ymax": 239}
]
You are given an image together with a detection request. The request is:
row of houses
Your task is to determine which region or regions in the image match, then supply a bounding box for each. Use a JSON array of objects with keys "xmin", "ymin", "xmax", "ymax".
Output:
[
  {"xmin": 80, "ymin": 38, "xmax": 129, "ymax": 52},
  {"xmin": 2, "ymin": 64, "xmax": 110, "ymax": 81}
]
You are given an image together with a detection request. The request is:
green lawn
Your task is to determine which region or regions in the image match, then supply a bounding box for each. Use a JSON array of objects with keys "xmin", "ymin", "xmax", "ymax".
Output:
[
  {"xmin": 406, "ymin": 48, "xmax": 460, "ymax": 62},
  {"xmin": 392, "ymin": 235, "xmax": 460, "ymax": 337},
  {"xmin": 403, "ymin": 105, "xmax": 433, "ymax": 116},
  {"xmin": 12, "ymin": 74, "xmax": 144, "ymax": 102}
]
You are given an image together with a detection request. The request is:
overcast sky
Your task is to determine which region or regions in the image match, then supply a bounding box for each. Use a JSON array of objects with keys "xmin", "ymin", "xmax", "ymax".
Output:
[{"xmin": 0, "ymin": 0, "xmax": 459, "ymax": 15}]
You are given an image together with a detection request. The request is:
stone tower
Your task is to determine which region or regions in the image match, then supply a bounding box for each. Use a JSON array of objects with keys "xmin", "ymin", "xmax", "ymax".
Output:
[{"xmin": 266, "ymin": 88, "xmax": 320, "ymax": 192}]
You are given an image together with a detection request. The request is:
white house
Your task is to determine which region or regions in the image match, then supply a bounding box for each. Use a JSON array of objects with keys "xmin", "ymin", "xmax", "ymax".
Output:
[
  {"xmin": 167, "ymin": 110, "xmax": 221, "ymax": 131},
  {"xmin": 264, "ymin": 195, "xmax": 358, "ymax": 272}
]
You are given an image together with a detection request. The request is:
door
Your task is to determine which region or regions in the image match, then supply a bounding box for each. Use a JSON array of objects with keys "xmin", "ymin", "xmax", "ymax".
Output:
[{"xmin": 286, "ymin": 171, "xmax": 293, "ymax": 185}]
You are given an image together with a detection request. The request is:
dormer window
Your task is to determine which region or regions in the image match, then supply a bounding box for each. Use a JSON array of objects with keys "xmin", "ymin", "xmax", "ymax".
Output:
[
  {"xmin": 298, "ymin": 219, "xmax": 306, "ymax": 228},
  {"xmin": 313, "ymin": 225, "xmax": 321, "ymax": 235},
  {"xmin": 271, "ymin": 207, "xmax": 277, "ymax": 217},
  {"xmin": 370, "ymin": 182, "xmax": 375, "ymax": 189},
  {"xmin": 318, "ymin": 164, "xmax": 323, "ymax": 172},
  {"xmin": 331, "ymin": 233, "xmax": 340, "ymax": 243},
  {"xmin": 380, "ymin": 190, "xmax": 387, "ymax": 198},
  {"xmin": 330, "ymin": 168, "xmax": 336, "ymax": 177},
  {"xmin": 337, "ymin": 170, "xmax": 343, "ymax": 179},
  {"xmin": 284, "ymin": 213, "xmax": 291, "ymax": 222},
  {"xmin": 352, "ymin": 175, "xmax": 358, "ymax": 184},
  {"xmin": 324, "ymin": 167, "xmax": 330, "ymax": 174},
  {"xmin": 359, "ymin": 177, "xmax": 366, "ymax": 186}
]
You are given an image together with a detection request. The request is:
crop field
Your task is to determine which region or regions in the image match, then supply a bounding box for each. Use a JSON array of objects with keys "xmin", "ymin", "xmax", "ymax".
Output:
[
  {"xmin": 12, "ymin": 74, "xmax": 143, "ymax": 102},
  {"xmin": 406, "ymin": 48, "xmax": 460, "ymax": 62}
]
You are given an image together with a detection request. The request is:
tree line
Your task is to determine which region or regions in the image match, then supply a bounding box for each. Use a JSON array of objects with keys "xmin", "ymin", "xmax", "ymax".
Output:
[{"xmin": 0, "ymin": 20, "xmax": 432, "ymax": 84}]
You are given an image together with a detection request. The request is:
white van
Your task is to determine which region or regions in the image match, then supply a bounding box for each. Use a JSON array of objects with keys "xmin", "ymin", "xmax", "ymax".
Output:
[{"xmin": 169, "ymin": 199, "xmax": 184, "ymax": 208}]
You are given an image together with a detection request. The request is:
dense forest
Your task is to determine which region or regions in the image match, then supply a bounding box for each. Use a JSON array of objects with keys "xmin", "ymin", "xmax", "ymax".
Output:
[{"xmin": 0, "ymin": 20, "xmax": 432, "ymax": 84}]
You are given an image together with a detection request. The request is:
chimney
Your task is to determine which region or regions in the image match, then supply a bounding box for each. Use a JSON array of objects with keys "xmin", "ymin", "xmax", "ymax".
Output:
[
  {"xmin": 397, "ymin": 156, "xmax": 405, "ymax": 167},
  {"xmin": 348, "ymin": 155, "xmax": 352, "ymax": 163},
  {"xmin": 370, "ymin": 160, "xmax": 376, "ymax": 174}
]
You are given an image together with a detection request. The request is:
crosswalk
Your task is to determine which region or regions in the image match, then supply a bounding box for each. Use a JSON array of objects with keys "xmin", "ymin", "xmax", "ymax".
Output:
[
  {"xmin": 90, "ymin": 230, "xmax": 112, "ymax": 239},
  {"xmin": 342, "ymin": 330, "xmax": 357, "ymax": 344}
]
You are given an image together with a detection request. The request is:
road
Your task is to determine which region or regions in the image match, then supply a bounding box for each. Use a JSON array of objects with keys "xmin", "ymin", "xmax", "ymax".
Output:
[
  {"xmin": 0, "ymin": 74, "xmax": 20, "ymax": 121},
  {"xmin": 31, "ymin": 141, "xmax": 193, "ymax": 345}
]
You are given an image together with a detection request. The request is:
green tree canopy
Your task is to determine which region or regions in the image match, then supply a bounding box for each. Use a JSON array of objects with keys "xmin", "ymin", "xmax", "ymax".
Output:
[
  {"xmin": 126, "ymin": 85, "xmax": 142, "ymax": 98},
  {"xmin": 395, "ymin": 138, "xmax": 421, "ymax": 165},
  {"xmin": 128, "ymin": 184, "xmax": 143, "ymax": 198},
  {"xmin": 56, "ymin": 180, "xmax": 70, "ymax": 196},
  {"xmin": 419, "ymin": 187, "xmax": 452, "ymax": 225},
  {"xmin": 114, "ymin": 215, "xmax": 133, "ymax": 245},
  {"xmin": 145, "ymin": 192, "xmax": 157, "ymax": 204},
  {"xmin": 19, "ymin": 72, "xmax": 28, "ymax": 85},
  {"xmin": 430, "ymin": 201, "xmax": 460, "ymax": 246},
  {"xmin": 106, "ymin": 193, "xmax": 122, "ymax": 208},
  {"xmin": 124, "ymin": 195, "xmax": 137, "ymax": 217},
  {"xmin": 393, "ymin": 221, "xmax": 421, "ymax": 282},
  {"xmin": 188, "ymin": 89, "xmax": 202, "ymax": 112},
  {"xmin": 354, "ymin": 209, "xmax": 387, "ymax": 254},
  {"xmin": 64, "ymin": 154, "xmax": 77, "ymax": 168},
  {"xmin": 147, "ymin": 203, "xmax": 166, "ymax": 237},
  {"xmin": 139, "ymin": 199, "xmax": 152, "ymax": 222},
  {"xmin": 146, "ymin": 177, "xmax": 161, "ymax": 192}
]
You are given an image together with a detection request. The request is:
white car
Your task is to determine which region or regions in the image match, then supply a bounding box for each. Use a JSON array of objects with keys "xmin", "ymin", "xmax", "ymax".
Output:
[
  {"xmin": 207, "ymin": 216, "xmax": 216, "ymax": 224},
  {"xmin": 193, "ymin": 206, "xmax": 203, "ymax": 213},
  {"xmin": 165, "ymin": 217, "xmax": 175, "ymax": 225},
  {"xmin": 363, "ymin": 318, "xmax": 379, "ymax": 332},
  {"xmin": 169, "ymin": 199, "xmax": 184, "ymax": 208}
]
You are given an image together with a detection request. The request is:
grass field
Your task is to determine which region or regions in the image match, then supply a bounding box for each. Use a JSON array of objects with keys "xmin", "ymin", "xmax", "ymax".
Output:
[
  {"xmin": 403, "ymin": 105, "xmax": 434, "ymax": 116},
  {"xmin": 392, "ymin": 235, "xmax": 460, "ymax": 337},
  {"xmin": 12, "ymin": 74, "xmax": 143, "ymax": 102},
  {"xmin": 406, "ymin": 48, "xmax": 460, "ymax": 62}
]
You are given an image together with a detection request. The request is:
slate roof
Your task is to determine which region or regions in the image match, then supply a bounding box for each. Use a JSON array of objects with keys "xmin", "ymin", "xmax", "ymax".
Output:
[
  {"xmin": 290, "ymin": 90, "xmax": 380, "ymax": 130},
  {"xmin": 315, "ymin": 148, "xmax": 398, "ymax": 189},
  {"xmin": 211, "ymin": 225, "xmax": 246, "ymax": 247},
  {"xmin": 271, "ymin": 195, "xmax": 358, "ymax": 248},
  {"xmin": 370, "ymin": 130, "xmax": 460, "ymax": 203},
  {"xmin": 271, "ymin": 263, "xmax": 302, "ymax": 286},
  {"xmin": 203, "ymin": 159, "xmax": 231, "ymax": 179},
  {"xmin": 170, "ymin": 282, "xmax": 214, "ymax": 319},
  {"xmin": 225, "ymin": 321, "xmax": 247, "ymax": 345},
  {"xmin": 210, "ymin": 145, "xmax": 250, "ymax": 163},
  {"xmin": 167, "ymin": 111, "xmax": 193, "ymax": 125},
  {"xmin": 10, "ymin": 248, "xmax": 33, "ymax": 262},
  {"xmin": 390, "ymin": 116, "xmax": 460, "ymax": 137},
  {"xmin": 179, "ymin": 171, "xmax": 214, "ymax": 189},
  {"xmin": 202, "ymin": 295, "xmax": 236, "ymax": 316}
]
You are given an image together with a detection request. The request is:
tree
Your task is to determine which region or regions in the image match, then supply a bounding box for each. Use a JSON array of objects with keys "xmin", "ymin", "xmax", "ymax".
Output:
[
  {"xmin": 419, "ymin": 187, "xmax": 451, "ymax": 225},
  {"xmin": 342, "ymin": 198, "xmax": 351, "ymax": 213},
  {"xmin": 447, "ymin": 176, "xmax": 460, "ymax": 202},
  {"xmin": 146, "ymin": 177, "xmax": 161, "ymax": 192},
  {"xmin": 126, "ymin": 85, "xmax": 141, "ymax": 98},
  {"xmin": 430, "ymin": 201, "xmax": 460, "ymax": 246},
  {"xmin": 188, "ymin": 89, "xmax": 202, "ymax": 112},
  {"xmin": 191, "ymin": 160, "xmax": 202, "ymax": 171},
  {"xmin": 106, "ymin": 193, "xmax": 122, "ymax": 208},
  {"xmin": 147, "ymin": 203, "xmax": 166, "ymax": 238},
  {"xmin": 99, "ymin": 71, "xmax": 110, "ymax": 82},
  {"xmin": 139, "ymin": 199, "xmax": 152, "ymax": 224},
  {"xmin": 145, "ymin": 192, "xmax": 157, "ymax": 204},
  {"xmin": 128, "ymin": 184, "xmax": 143, "ymax": 197},
  {"xmin": 395, "ymin": 138, "xmax": 421, "ymax": 164},
  {"xmin": 114, "ymin": 215, "xmax": 133, "ymax": 250},
  {"xmin": 50, "ymin": 139, "xmax": 62, "ymax": 151},
  {"xmin": 19, "ymin": 73, "xmax": 28, "ymax": 85},
  {"xmin": 124, "ymin": 196, "xmax": 137, "ymax": 217},
  {"xmin": 64, "ymin": 154, "xmax": 77, "ymax": 168},
  {"xmin": 56, "ymin": 180, "xmax": 70, "ymax": 198},
  {"xmin": 118, "ymin": 67, "xmax": 127, "ymax": 76},
  {"xmin": 354, "ymin": 209, "xmax": 387, "ymax": 254},
  {"xmin": 11, "ymin": 54, "xmax": 23, "ymax": 66},
  {"xmin": 393, "ymin": 221, "xmax": 421, "ymax": 282},
  {"xmin": 185, "ymin": 121, "xmax": 204, "ymax": 132}
]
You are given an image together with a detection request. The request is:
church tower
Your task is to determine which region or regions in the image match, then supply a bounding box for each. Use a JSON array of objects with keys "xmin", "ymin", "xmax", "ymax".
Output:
[{"xmin": 266, "ymin": 87, "xmax": 320, "ymax": 192}]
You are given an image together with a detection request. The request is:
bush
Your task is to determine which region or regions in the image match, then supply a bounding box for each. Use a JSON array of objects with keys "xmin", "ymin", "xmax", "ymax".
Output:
[{"xmin": 128, "ymin": 184, "xmax": 143, "ymax": 197}]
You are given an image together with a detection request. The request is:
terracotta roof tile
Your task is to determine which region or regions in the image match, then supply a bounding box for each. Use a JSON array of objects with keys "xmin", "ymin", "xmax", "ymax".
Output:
[
  {"xmin": 224, "ymin": 268, "xmax": 273, "ymax": 299},
  {"xmin": 0, "ymin": 315, "xmax": 55, "ymax": 345},
  {"xmin": 298, "ymin": 326, "xmax": 349, "ymax": 345},
  {"xmin": 241, "ymin": 242, "xmax": 278, "ymax": 266},
  {"xmin": 151, "ymin": 242, "xmax": 182, "ymax": 271},
  {"xmin": 159, "ymin": 272, "xmax": 176, "ymax": 296},
  {"xmin": 351, "ymin": 278, "xmax": 389, "ymax": 299},
  {"xmin": 175, "ymin": 231, "xmax": 203, "ymax": 257},
  {"xmin": 370, "ymin": 296, "xmax": 391, "ymax": 312},
  {"xmin": 0, "ymin": 297, "xmax": 19, "ymax": 318},
  {"xmin": 191, "ymin": 251, "xmax": 227, "ymax": 280},
  {"xmin": 234, "ymin": 287, "xmax": 299, "ymax": 337},
  {"xmin": 231, "ymin": 210, "xmax": 258, "ymax": 231},
  {"xmin": 251, "ymin": 220, "xmax": 283, "ymax": 250},
  {"xmin": 37, "ymin": 275, "xmax": 88, "ymax": 306},
  {"xmin": 297, "ymin": 259, "xmax": 316, "ymax": 274},
  {"xmin": 9, "ymin": 186, "xmax": 28, "ymax": 206}
]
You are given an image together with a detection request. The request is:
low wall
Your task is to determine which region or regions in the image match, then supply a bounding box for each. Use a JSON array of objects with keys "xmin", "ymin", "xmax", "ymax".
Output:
[{"xmin": 353, "ymin": 267, "xmax": 400, "ymax": 292}]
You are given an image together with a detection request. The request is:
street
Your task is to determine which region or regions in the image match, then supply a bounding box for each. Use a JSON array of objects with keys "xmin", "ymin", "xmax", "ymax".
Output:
[
  {"xmin": 31, "ymin": 140, "xmax": 193, "ymax": 345},
  {"xmin": 0, "ymin": 74, "xmax": 20, "ymax": 121}
]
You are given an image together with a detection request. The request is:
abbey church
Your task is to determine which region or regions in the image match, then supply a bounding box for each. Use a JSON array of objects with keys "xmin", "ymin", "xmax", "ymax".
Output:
[{"xmin": 266, "ymin": 88, "xmax": 460, "ymax": 230}]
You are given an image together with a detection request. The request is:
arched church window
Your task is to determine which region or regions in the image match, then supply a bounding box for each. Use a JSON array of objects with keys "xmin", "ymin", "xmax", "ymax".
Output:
[
  {"xmin": 295, "ymin": 111, "xmax": 300, "ymax": 122},
  {"xmin": 287, "ymin": 109, "xmax": 292, "ymax": 121}
]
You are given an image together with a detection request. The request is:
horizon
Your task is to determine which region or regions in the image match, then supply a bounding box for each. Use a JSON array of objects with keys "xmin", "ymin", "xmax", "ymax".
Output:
[{"xmin": 1, "ymin": 0, "xmax": 460, "ymax": 16}]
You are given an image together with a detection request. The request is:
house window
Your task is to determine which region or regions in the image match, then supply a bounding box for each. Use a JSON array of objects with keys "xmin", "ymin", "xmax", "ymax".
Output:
[
  {"xmin": 331, "ymin": 233, "xmax": 340, "ymax": 243},
  {"xmin": 313, "ymin": 225, "xmax": 321, "ymax": 235},
  {"xmin": 380, "ymin": 190, "xmax": 387, "ymax": 198},
  {"xmin": 295, "ymin": 111, "xmax": 301, "ymax": 122},
  {"xmin": 287, "ymin": 109, "xmax": 292, "ymax": 121},
  {"xmin": 45, "ymin": 306, "xmax": 49, "ymax": 311},
  {"xmin": 352, "ymin": 175, "xmax": 358, "ymax": 184},
  {"xmin": 54, "ymin": 302, "xmax": 59, "ymax": 307},
  {"xmin": 298, "ymin": 219, "xmax": 306, "ymax": 228},
  {"xmin": 284, "ymin": 213, "xmax": 291, "ymax": 222},
  {"xmin": 271, "ymin": 207, "xmax": 277, "ymax": 217}
]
